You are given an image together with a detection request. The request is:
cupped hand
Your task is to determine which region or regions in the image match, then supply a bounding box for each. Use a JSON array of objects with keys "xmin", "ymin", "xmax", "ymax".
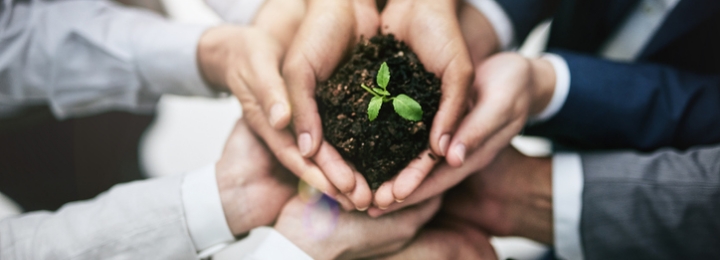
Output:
[
  {"xmin": 370, "ymin": 52, "xmax": 554, "ymax": 215},
  {"xmin": 280, "ymin": 0, "xmax": 381, "ymax": 209},
  {"xmin": 197, "ymin": 0, "xmax": 366, "ymax": 210},
  {"xmin": 371, "ymin": 0, "xmax": 474, "ymax": 208},
  {"xmin": 274, "ymin": 195, "xmax": 442, "ymax": 260},
  {"xmin": 215, "ymin": 119, "xmax": 297, "ymax": 236}
]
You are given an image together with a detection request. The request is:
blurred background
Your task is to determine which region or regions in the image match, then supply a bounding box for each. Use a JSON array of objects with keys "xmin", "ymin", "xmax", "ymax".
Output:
[{"xmin": 0, "ymin": 0, "xmax": 553, "ymax": 259}]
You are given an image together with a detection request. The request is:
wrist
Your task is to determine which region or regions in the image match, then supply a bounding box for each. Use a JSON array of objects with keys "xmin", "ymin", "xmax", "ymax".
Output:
[
  {"xmin": 197, "ymin": 26, "xmax": 233, "ymax": 91},
  {"xmin": 460, "ymin": 1, "xmax": 500, "ymax": 64},
  {"xmin": 512, "ymin": 155, "xmax": 553, "ymax": 244},
  {"xmin": 528, "ymin": 58, "xmax": 556, "ymax": 117},
  {"xmin": 216, "ymin": 162, "xmax": 254, "ymax": 236}
]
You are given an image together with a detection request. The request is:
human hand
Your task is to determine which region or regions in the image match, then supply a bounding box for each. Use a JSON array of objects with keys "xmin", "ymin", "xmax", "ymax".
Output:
[
  {"xmin": 274, "ymin": 195, "xmax": 441, "ymax": 260},
  {"xmin": 215, "ymin": 119, "xmax": 297, "ymax": 236},
  {"xmin": 371, "ymin": 52, "xmax": 553, "ymax": 210},
  {"xmin": 370, "ymin": 0, "xmax": 474, "ymax": 207},
  {"xmin": 280, "ymin": 0, "xmax": 381, "ymax": 209},
  {"xmin": 197, "ymin": 1, "xmax": 363, "ymax": 210},
  {"xmin": 378, "ymin": 213, "xmax": 497, "ymax": 260},
  {"xmin": 443, "ymin": 146, "xmax": 553, "ymax": 244}
]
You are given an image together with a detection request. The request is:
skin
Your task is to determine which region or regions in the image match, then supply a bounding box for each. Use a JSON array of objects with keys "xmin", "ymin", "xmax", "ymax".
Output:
[
  {"xmin": 214, "ymin": 119, "xmax": 297, "ymax": 236},
  {"xmin": 196, "ymin": 0, "xmax": 364, "ymax": 210},
  {"xmin": 280, "ymin": 0, "xmax": 381, "ymax": 210},
  {"xmin": 274, "ymin": 196, "xmax": 442, "ymax": 260},
  {"xmin": 379, "ymin": 213, "xmax": 498, "ymax": 260},
  {"xmin": 371, "ymin": 0, "xmax": 474, "ymax": 207},
  {"xmin": 371, "ymin": 52, "xmax": 556, "ymax": 212},
  {"xmin": 442, "ymin": 147, "xmax": 554, "ymax": 244}
]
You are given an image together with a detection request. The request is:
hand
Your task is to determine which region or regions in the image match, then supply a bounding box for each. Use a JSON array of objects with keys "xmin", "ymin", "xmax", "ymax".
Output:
[
  {"xmin": 443, "ymin": 146, "xmax": 553, "ymax": 244},
  {"xmin": 378, "ymin": 213, "xmax": 497, "ymax": 260},
  {"xmin": 215, "ymin": 119, "xmax": 297, "ymax": 236},
  {"xmin": 274, "ymin": 195, "xmax": 442, "ymax": 260},
  {"xmin": 281, "ymin": 0, "xmax": 381, "ymax": 209},
  {"xmin": 371, "ymin": 0, "xmax": 474, "ymax": 208},
  {"xmin": 197, "ymin": 1, "xmax": 361, "ymax": 210}
]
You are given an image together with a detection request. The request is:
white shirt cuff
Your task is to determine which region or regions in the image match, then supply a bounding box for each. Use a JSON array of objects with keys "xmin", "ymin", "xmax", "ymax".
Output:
[
  {"xmin": 134, "ymin": 23, "xmax": 218, "ymax": 98},
  {"xmin": 552, "ymin": 153, "xmax": 585, "ymax": 260},
  {"xmin": 181, "ymin": 164, "xmax": 236, "ymax": 254},
  {"xmin": 204, "ymin": 0, "xmax": 267, "ymax": 24},
  {"xmin": 246, "ymin": 229, "xmax": 313, "ymax": 260},
  {"xmin": 529, "ymin": 53, "xmax": 571, "ymax": 123},
  {"xmin": 464, "ymin": 0, "xmax": 515, "ymax": 50}
]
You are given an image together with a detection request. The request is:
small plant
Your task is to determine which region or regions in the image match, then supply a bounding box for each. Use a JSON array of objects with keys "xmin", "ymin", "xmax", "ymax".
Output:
[{"xmin": 361, "ymin": 62, "xmax": 423, "ymax": 122}]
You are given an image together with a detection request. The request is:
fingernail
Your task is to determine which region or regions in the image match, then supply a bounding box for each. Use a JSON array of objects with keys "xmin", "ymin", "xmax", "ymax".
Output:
[
  {"xmin": 395, "ymin": 199, "xmax": 404, "ymax": 203},
  {"xmin": 439, "ymin": 134, "xmax": 451, "ymax": 156},
  {"xmin": 453, "ymin": 144, "xmax": 466, "ymax": 165},
  {"xmin": 378, "ymin": 205, "xmax": 388, "ymax": 210},
  {"xmin": 268, "ymin": 103, "xmax": 287, "ymax": 128},
  {"xmin": 356, "ymin": 206, "xmax": 369, "ymax": 211},
  {"xmin": 298, "ymin": 133, "xmax": 312, "ymax": 156}
]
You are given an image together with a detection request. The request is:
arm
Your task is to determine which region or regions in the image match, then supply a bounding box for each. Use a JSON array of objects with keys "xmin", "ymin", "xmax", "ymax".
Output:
[
  {"xmin": 0, "ymin": 119, "xmax": 298, "ymax": 259},
  {"xmin": 0, "ymin": 175, "xmax": 199, "ymax": 259},
  {"xmin": 580, "ymin": 146, "xmax": 720, "ymax": 259},
  {"xmin": 525, "ymin": 49, "xmax": 720, "ymax": 151},
  {"xmin": 0, "ymin": 0, "xmax": 214, "ymax": 119}
]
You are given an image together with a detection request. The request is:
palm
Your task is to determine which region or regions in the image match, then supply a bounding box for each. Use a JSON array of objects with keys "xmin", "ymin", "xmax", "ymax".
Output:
[{"xmin": 216, "ymin": 120, "xmax": 297, "ymax": 235}]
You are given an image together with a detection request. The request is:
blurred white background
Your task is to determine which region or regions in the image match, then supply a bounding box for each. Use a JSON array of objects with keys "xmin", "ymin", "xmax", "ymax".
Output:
[{"xmin": 0, "ymin": 0, "xmax": 554, "ymax": 259}]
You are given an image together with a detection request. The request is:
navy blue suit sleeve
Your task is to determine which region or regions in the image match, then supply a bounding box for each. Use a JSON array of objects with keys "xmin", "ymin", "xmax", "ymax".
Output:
[
  {"xmin": 525, "ymin": 49, "xmax": 720, "ymax": 151},
  {"xmin": 494, "ymin": 0, "xmax": 557, "ymax": 44}
]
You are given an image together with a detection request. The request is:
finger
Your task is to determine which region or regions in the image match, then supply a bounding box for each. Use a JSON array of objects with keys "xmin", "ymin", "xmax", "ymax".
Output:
[
  {"xmin": 334, "ymin": 193, "xmax": 356, "ymax": 212},
  {"xmin": 283, "ymin": 0, "xmax": 357, "ymax": 158},
  {"xmin": 245, "ymin": 42, "xmax": 292, "ymax": 129},
  {"xmin": 348, "ymin": 171, "xmax": 372, "ymax": 211},
  {"xmin": 312, "ymin": 141, "xmax": 357, "ymax": 195},
  {"xmin": 445, "ymin": 94, "xmax": 511, "ymax": 167},
  {"xmin": 371, "ymin": 177, "xmax": 397, "ymax": 214},
  {"xmin": 236, "ymin": 77, "xmax": 340, "ymax": 198},
  {"xmin": 429, "ymin": 55, "xmax": 473, "ymax": 158},
  {"xmin": 375, "ymin": 123, "xmax": 523, "ymax": 216},
  {"xmin": 392, "ymin": 149, "xmax": 439, "ymax": 202}
]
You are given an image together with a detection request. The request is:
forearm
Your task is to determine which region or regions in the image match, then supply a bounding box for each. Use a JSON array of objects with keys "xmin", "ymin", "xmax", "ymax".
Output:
[
  {"xmin": 0, "ymin": 0, "xmax": 213, "ymax": 119},
  {"xmin": 0, "ymin": 175, "xmax": 197, "ymax": 260},
  {"xmin": 525, "ymin": 49, "xmax": 720, "ymax": 151},
  {"xmin": 580, "ymin": 146, "xmax": 720, "ymax": 259}
]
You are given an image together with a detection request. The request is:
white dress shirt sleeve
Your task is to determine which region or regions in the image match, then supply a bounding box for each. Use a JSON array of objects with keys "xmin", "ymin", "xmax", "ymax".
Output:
[
  {"xmin": 246, "ymin": 229, "xmax": 313, "ymax": 260},
  {"xmin": 528, "ymin": 53, "xmax": 571, "ymax": 123},
  {"xmin": 552, "ymin": 153, "xmax": 585, "ymax": 260},
  {"xmin": 464, "ymin": 0, "xmax": 515, "ymax": 50},
  {"xmin": 0, "ymin": 0, "xmax": 216, "ymax": 119},
  {"xmin": 181, "ymin": 164, "xmax": 237, "ymax": 257},
  {"xmin": 204, "ymin": 0, "xmax": 267, "ymax": 24}
]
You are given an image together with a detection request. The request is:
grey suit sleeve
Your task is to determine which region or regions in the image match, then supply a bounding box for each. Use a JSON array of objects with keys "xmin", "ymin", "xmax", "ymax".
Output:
[
  {"xmin": 0, "ymin": 0, "xmax": 214, "ymax": 119},
  {"xmin": 0, "ymin": 175, "xmax": 199, "ymax": 260},
  {"xmin": 579, "ymin": 146, "xmax": 720, "ymax": 259}
]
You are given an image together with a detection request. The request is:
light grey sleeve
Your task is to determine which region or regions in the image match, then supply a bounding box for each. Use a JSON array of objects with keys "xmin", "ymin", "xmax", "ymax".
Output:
[
  {"xmin": 203, "ymin": 0, "xmax": 266, "ymax": 24},
  {"xmin": 0, "ymin": 0, "xmax": 215, "ymax": 119},
  {"xmin": 0, "ymin": 175, "xmax": 199, "ymax": 260},
  {"xmin": 579, "ymin": 145, "xmax": 720, "ymax": 259}
]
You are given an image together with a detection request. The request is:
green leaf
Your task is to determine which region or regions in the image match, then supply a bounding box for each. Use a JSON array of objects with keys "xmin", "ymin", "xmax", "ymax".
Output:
[
  {"xmin": 368, "ymin": 96, "xmax": 383, "ymax": 121},
  {"xmin": 393, "ymin": 94, "xmax": 423, "ymax": 121},
  {"xmin": 376, "ymin": 62, "xmax": 390, "ymax": 89},
  {"xmin": 373, "ymin": 88, "xmax": 391, "ymax": 96}
]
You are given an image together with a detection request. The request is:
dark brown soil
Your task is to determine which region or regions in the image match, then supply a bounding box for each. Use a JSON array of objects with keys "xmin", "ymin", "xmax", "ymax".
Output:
[{"xmin": 316, "ymin": 34, "xmax": 441, "ymax": 190}]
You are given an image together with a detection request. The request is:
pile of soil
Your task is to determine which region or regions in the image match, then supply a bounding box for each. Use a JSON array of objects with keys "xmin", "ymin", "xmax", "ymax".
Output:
[{"xmin": 316, "ymin": 34, "xmax": 441, "ymax": 190}]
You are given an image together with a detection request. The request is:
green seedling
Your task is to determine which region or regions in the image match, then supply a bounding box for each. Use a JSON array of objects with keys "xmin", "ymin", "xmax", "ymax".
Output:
[{"xmin": 362, "ymin": 62, "xmax": 423, "ymax": 122}]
